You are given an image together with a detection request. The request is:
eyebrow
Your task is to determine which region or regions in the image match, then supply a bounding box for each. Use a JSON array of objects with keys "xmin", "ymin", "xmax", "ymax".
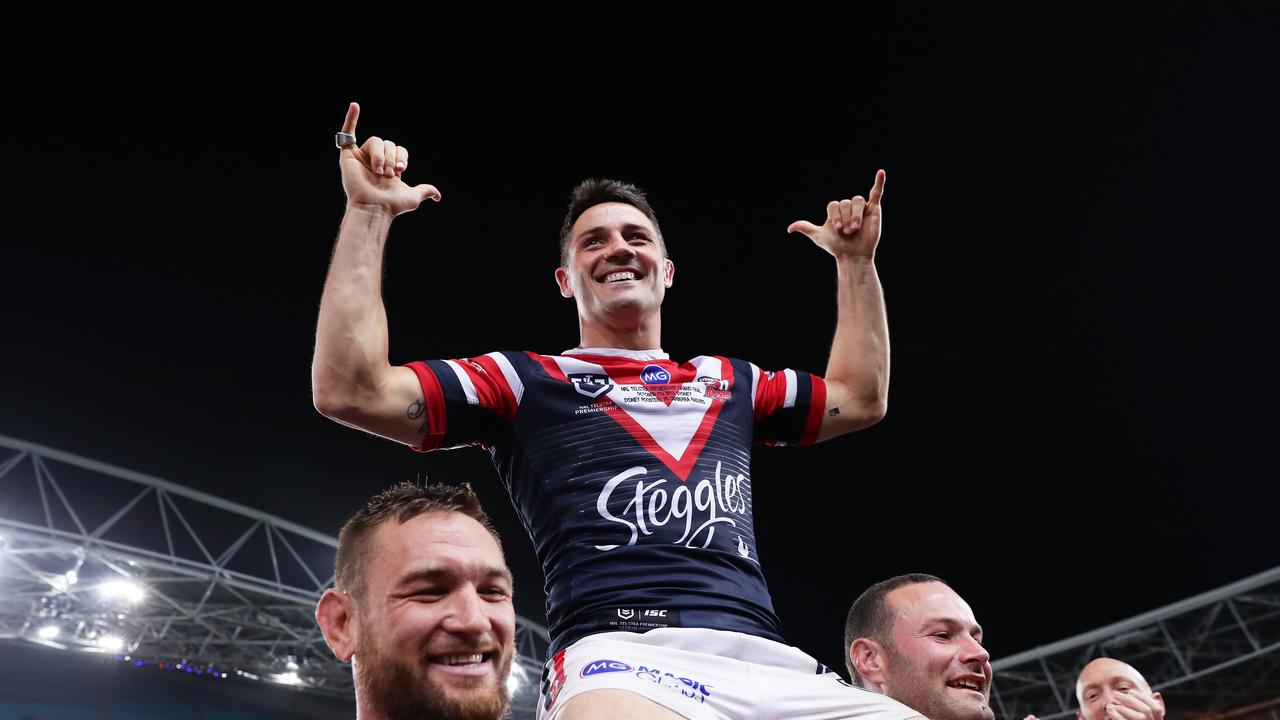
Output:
[
  {"xmin": 576, "ymin": 223, "xmax": 653, "ymax": 241},
  {"xmin": 395, "ymin": 566, "xmax": 514, "ymax": 588},
  {"xmin": 924, "ymin": 617, "xmax": 983, "ymax": 636}
]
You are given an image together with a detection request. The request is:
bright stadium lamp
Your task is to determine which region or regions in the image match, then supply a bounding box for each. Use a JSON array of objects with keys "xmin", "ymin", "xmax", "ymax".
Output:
[{"xmin": 100, "ymin": 579, "xmax": 145, "ymax": 603}]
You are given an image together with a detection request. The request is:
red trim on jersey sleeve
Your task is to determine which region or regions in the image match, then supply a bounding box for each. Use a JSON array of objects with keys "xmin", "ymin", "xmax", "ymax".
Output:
[
  {"xmin": 529, "ymin": 351, "xmax": 568, "ymax": 382},
  {"xmin": 405, "ymin": 361, "xmax": 447, "ymax": 452},
  {"xmin": 470, "ymin": 354, "xmax": 519, "ymax": 421},
  {"xmin": 753, "ymin": 368, "xmax": 788, "ymax": 422},
  {"xmin": 715, "ymin": 355, "xmax": 735, "ymax": 388},
  {"xmin": 801, "ymin": 375, "xmax": 827, "ymax": 445},
  {"xmin": 455, "ymin": 357, "xmax": 518, "ymax": 423}
]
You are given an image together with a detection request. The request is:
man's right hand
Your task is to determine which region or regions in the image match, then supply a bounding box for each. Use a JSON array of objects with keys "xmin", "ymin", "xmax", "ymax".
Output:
[
  {"xmin": 337, "ymin": 102, "xmax": 441, "ymax": 215},
  {"xmin": 1105, "ymin": 691, "xmax": 1165, "ymax": 720}
]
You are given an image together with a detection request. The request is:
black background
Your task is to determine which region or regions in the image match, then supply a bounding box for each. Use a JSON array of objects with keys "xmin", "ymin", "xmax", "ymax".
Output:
[{"xmin": 3, "ymin": 7, "xmax": 1278, "ymax": 676}]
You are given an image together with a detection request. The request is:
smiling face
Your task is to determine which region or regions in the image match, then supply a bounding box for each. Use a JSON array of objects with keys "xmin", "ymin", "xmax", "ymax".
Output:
[
  {"xmin": 555, "ymin": 202, "xmax": 674, "ymax": 335},
  {"xmin": 880, "ymin": 582, "xmax": 994, "ymax": 720},
  {"xmin": 353, "ymin": 511, "xmax": 515, "ymax": 720}
]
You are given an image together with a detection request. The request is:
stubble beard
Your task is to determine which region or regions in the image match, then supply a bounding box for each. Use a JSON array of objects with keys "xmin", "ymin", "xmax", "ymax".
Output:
[
  {"xmin": 355, "ymin": 634, "xmax": 512, "ymax": 720},
  {"xmin": 884, "ymin": 646, "xmax": 994, "ymax": 720}
]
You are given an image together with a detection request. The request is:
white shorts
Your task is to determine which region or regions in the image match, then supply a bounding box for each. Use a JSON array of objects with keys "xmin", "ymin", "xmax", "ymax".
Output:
[{"xmin": 536, "ymin": 628, "xmax": 922, "ymax": 720}]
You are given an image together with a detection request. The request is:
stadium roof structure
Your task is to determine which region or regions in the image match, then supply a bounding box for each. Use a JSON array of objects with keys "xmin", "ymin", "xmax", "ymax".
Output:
[
  {"xmin": 0, "ymin": 435, "xmax": 551, "ymax": 717},
  {"xmin": 991, "ymin": 564, "xmax": 1280, "ymax": 720}
]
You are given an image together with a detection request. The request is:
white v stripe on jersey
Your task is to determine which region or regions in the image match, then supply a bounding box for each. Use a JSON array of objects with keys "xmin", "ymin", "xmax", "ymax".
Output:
[
  {"xmin": 487, "ymin": 352, "xmax": 525, "ymax": 405},
  {"xmin": 552, "ymin": 355, "xmax": 718, "ymax": 462},
  {"xmin": 444, "ymin": 360, "xmax": 480, "ymax": 406}
]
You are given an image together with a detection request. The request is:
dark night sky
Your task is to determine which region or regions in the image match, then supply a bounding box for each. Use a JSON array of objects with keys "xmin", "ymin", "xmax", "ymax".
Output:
[{"xmin": 3, "ymin": 8, "xmax": 1278, "ymax": 676}]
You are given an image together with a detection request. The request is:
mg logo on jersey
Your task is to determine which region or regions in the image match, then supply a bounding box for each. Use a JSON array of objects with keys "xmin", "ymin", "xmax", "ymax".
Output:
[
  {"xmin": 569, "ymin": 373, "xmax": 613, "ymax": 399},
  {"xmin": 640, "ymin": 364, "xmax": 670, "ymax": 385},
  {"xmin": 581, "ymin": 659, "xmax": 634, "ymax": 678}
]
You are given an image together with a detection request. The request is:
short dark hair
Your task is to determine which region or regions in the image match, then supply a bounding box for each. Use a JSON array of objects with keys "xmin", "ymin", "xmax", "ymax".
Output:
[
  {"xmin": 334, "ymin": 481, "xmax": 501, "ymax": 601},
  {"xmin": 558, "ymin": 178, "xmax": 665, "ymax": 266},
  {"xmin": 844, "ymin": 573, "xmax": 949, "ymax": 685}
]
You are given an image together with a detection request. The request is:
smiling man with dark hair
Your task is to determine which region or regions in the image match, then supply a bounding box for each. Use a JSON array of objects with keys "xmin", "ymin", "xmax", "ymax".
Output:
[
  {"xmin": 315, "ymin": 481, "xmax": 515, "ymax": 720},
  {"xmin": 846, "ymin": 575, "xmax": 993, "ymax": 720}
]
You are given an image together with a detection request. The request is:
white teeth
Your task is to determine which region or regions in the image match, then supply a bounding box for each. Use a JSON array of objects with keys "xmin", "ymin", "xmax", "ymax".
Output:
[
  {"xmin": 604, "ymin": 271, "xmax": 637, "ymax": 282},
  {"xmin": 441, "ymin": 654, "xmax": 483, "ymax": 666}
]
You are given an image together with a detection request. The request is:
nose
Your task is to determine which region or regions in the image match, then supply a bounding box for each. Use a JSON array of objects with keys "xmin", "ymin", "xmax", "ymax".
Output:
[
  {"xmin": 604, "ymin": 233, "xmax": 636, "ymax": 259},
  {"xmin": 441, "ymin": 588, "xmax": 490, "ymax": 636},
  {"xmin": 959, "ymin": 635, "xmax": 990, "ymax": 666}
]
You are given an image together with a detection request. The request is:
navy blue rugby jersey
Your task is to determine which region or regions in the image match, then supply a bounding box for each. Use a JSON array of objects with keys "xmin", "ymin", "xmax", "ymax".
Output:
[{"xmin": 405, "ymin": 347, "xmax": 826, "ymax": 652}]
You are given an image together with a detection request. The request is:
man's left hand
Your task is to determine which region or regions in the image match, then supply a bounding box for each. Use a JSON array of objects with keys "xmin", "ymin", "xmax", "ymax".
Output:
[{"xmin": 788, "ymin": 169, "xmax": 885, "ymax": 260}]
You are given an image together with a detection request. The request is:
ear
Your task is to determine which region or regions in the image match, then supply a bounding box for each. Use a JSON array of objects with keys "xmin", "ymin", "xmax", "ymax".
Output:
[
  {"xmin": 555, "ymin": 266, "xmax": 574, "ymax": 298},
  {"xmin": 1151, "ymin": 692, "xmax": 1164, "ymax": 715},
  {"xmin": 850, "ymin": 637, "xmax": 887, "ymax": 690},
  {"xmin": 315, "ymin": 589, "xmax": 357, "ymax": 662},
  {"xmin": 663, "ymin": 258, "xmax": 675, "ymax": 288}
]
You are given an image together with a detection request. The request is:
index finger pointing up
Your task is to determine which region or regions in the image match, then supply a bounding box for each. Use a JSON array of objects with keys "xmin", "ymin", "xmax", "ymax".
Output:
[
  {"xmin": 868, "ymin": 169, "xmax": 886, "ymax": 206},
  {"xmin": 341, "ymin": 102, "xmax": 360, "ymax": 135}
]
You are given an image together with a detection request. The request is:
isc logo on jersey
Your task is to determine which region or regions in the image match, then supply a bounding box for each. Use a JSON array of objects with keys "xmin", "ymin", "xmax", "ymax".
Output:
[
  {"xmin": 640, "ymin": 364, "xmax": 670, "ymax": 385},
  {"xmin": 581, "ymin": 659, "xmax": 634, "ymax": 678}
]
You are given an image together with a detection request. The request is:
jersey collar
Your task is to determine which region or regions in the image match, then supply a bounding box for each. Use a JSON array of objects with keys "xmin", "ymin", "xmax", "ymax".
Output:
[{"xmin": 563, "ymin": 347, "xmax": 670, "ymax": 362}]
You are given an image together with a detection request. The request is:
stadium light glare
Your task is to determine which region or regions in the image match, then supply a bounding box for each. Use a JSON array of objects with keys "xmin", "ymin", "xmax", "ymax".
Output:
[
  {"xmin": 99, "ymin": 635, "xmax": 125, "ymax": 651},
  {"xmin": 100, "ymin": 580, "xmax": 145, "ymax": 603},
  {"xmin": 272, "ymin": 671, "xmax": 302, "ymax": 685},
  {"xmin": 507, "ymin": 672, "xmax": 522, "ymax": 694},
  {"xmin": 37, "ymin": 625, "xmax": 60, "ymax": 639}
]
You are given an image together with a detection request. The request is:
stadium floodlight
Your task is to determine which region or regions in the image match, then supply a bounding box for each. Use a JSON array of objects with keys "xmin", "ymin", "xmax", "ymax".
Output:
[
  {"xmin": 37, "ymin": 625, "xmax": 60, "ymax": 639},
  {"xmin": 98, "ymin": 635, "xmax": 125, "ymax": 651},
  {"xmin": 272, "ymin": 671, "xmax": 303, "ymax": 685},
  {"xmin": 507, "ymin": 671, "xmax": 522, "ymax": 695},
  {"xmin": 99, "ymin": 580, "xmax": 146, "ymax": 603}
]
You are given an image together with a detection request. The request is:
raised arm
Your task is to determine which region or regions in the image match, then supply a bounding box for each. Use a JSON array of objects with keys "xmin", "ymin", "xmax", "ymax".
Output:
[
  {"xmin": 787, "ymin": 170, "xmax": 889, "ymax": 442},
  {"xmin": 311, "ymin": 102, "xmax": 442, "ymax": 446}
]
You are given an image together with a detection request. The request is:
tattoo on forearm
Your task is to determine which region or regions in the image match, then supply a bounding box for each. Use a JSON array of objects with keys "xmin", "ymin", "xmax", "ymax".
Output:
[
  {"xmin": 408, "ymin": 399, "xmax": 430, "ymax": 434},
  {"xmin": 828, "ymin": 407, "xmax": 841, "ymax": 417}
]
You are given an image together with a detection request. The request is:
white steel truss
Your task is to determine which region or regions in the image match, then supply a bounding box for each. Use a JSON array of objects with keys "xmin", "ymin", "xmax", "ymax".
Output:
[{"xmin": 991, "ymin": 564, "xmax": 1280, "ymax": 719}]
